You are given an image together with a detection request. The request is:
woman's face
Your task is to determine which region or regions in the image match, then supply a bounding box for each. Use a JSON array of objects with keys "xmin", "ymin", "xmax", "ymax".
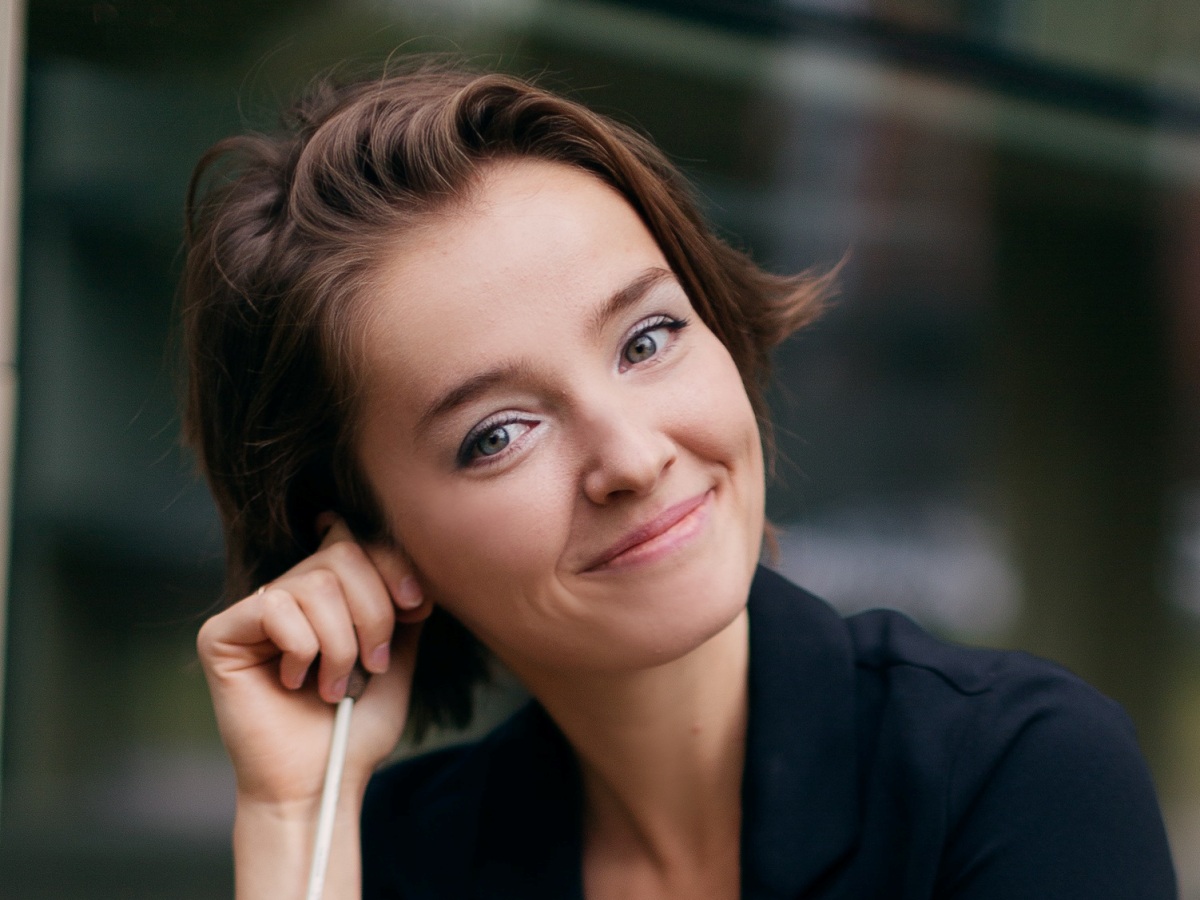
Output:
[{"xmin": 355, "ymin": 160, "xmax": 764, "ymax": 682}]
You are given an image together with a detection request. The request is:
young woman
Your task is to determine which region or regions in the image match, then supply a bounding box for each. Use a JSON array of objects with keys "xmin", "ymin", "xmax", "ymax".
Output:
[{"xmin": 186, "ymin": 64, "xmax": 1177, "ymax": 899}]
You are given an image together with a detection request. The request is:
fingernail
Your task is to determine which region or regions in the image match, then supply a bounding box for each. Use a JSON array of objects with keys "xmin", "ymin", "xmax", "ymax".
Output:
[
  {"xmin": 287, "ymin": 664, "xmax": 309, "ymax": 690},
  {"xmin": 329, "ymin": 676, "xmax": 348, "ymax": 702},
  {"xmin": 397, "ymin": 576, "xmax": 422, "ymax": 610},
  {"xmin": 368, "ymin": 642, "xmax": 390, "ymax": 673}
]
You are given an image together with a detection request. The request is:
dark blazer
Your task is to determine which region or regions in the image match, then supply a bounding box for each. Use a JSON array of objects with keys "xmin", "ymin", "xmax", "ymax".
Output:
[{"xmin": 362, "ymin": 566, "xmax": 1177, "ymax": 898}]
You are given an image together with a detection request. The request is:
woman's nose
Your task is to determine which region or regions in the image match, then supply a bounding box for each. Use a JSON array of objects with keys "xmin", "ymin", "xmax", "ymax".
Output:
[{"xmin": 581, "ymin": 400, "xmax": 677, "ymax": 505}]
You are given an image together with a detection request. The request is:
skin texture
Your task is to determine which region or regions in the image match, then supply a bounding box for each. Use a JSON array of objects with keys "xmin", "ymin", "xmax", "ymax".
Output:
[{"xmin": 197, "ymin": 159, "xmax": 764, "ymax": 899}]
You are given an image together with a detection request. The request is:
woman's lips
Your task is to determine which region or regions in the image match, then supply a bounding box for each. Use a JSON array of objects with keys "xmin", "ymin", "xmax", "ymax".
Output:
[{"xmin": 585, "ymin": 490, "xmax": 713, "ymax": 572}]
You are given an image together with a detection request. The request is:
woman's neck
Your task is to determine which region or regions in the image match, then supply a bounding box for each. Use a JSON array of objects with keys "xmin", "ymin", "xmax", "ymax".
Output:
[{"xmin": 516, "ymin": 609, "xmax": 750, "ymax": 896}]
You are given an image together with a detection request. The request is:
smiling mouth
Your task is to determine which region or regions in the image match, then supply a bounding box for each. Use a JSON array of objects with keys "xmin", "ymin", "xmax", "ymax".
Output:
[{"xmin": 585, "ymin": 490, "xmax": 713, "ymax": 572}]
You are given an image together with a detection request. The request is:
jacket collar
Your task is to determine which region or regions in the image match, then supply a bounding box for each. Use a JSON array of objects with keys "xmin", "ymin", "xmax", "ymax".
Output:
[{"xmin": 741, "ymin": 565, "xmax": 860, "ymax": 898}]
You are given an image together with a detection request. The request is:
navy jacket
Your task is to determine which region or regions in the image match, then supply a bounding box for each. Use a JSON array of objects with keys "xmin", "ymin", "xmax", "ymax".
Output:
[{"xmin": 362, "ymin": 566, "xmax": 1177, "ymax": 898}]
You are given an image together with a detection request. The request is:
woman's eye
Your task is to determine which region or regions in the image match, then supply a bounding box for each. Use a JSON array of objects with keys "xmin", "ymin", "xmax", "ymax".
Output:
[
  {"xmin": 624, "ymin": 329, "xmax": 664, "ymax": 364},
  {"xmin": 475, "ymin": 426, "xmax": 512, "ymax": 456},
  {"xmin": 460, "ymin": 420, "xmax": 532, "ymax": 465},
  {"xmin": 622, "ymin": 317, "xmax": 686, "ymax": 367}
]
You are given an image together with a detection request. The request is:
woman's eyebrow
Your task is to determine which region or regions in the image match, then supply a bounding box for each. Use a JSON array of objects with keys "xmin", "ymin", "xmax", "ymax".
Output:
[
  {"xmin": 586, "ymin": 266, "xmax": 677, "ymax": 338},
  {"xmin": 416, "ymin": 360, "xmax": 538, "ymax": 433},
  {"xmin": 416, "ymin": 268, "xmax": 678, "ymax": 432}
]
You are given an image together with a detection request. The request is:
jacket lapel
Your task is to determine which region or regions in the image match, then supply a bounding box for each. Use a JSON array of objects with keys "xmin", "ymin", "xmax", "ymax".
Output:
[{"xmin": 742, "ymin": 566, "xmax": 860, "ymax": 898}]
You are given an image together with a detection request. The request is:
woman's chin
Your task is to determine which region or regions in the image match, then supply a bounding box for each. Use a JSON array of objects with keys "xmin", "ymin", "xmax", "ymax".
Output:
[{"xmin": 572, "ymin": 558, "xmax": 756, "ymax": 674}]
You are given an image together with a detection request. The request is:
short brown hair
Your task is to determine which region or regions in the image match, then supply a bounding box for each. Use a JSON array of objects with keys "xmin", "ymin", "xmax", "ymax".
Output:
[{"xmin": 181, "ymin": 60, "xmax": 828, "ymax": 736}]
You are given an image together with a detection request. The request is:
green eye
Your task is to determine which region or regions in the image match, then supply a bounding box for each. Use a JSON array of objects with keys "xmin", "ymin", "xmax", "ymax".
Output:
[
  {"xmin": 621, "ymin": 316, "xmax": 688, "ymax": 368},
  {"xmin": 474, "ymin": 426, "xmax": 511, "ymax": 457},
  {"xmin": 459, "ymin": 419, "xmax": 535, "ymax": 467},
  {"xmin": 624, "ymin": 331, "xmax": 660, "ymax": 364}
]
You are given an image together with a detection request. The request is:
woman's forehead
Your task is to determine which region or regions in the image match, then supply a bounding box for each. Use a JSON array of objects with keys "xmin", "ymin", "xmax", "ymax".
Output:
[
  {"xmin": 348, "ymin": 161, "xmax": 682, "ymax": 437},
  {"xmin": 364, "ymin": 161, "xmax": 670, "ymax": 360}
]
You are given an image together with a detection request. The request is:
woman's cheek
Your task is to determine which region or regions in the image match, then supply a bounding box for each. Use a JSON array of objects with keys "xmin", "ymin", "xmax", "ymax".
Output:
[
  {"xmin": 674, "ymin": 346, "xmax": 759, "ymax": 461},
  {"xmin": 398, "ymin": 465, "xmax": 572, "ymax": 605}
]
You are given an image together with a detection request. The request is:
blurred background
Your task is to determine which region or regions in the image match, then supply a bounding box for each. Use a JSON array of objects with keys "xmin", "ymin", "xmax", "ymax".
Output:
[{"xmin": 1, "ymin": 0, "xmax": 1198, "ymax": 895}]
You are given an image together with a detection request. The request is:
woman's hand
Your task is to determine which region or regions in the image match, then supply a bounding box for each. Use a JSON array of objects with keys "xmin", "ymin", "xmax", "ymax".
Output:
[
  {"xmin": 198, "ymin": 517, "xmax": 429, "ymax": 898},
  {"xmin": 197, "ymin": 516, "xmax": 428, "ymax": 811}
]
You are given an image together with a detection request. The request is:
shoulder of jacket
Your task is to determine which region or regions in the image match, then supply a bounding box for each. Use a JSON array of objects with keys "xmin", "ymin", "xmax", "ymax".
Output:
[{"xmin": 844, "ymin": 606, "xmax": 1100, "ymax": 702}]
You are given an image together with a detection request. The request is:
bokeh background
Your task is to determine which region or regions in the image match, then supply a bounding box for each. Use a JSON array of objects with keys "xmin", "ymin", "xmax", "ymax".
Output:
[{"xmin": 1, "ymin": 0, "xmax": 1199, "ymax": 896}]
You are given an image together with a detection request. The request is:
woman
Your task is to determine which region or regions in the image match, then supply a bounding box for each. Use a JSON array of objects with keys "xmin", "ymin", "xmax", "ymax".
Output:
[{"xmin": 187, "ymin": 64, "xmax": 1176, "ymax": 899}]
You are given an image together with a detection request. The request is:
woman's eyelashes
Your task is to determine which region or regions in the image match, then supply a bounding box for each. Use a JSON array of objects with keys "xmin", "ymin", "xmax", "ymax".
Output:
[
  {"xmin": 458, "ymin": 416, "xmax": 535, "ymax": 467},
  {"xmin": 620, "ymin": 315, "xmax": 689, "ymax": 370},
  {"xmin": 455, "ymin": 314, "xmax": 690, "ymax": 469}
]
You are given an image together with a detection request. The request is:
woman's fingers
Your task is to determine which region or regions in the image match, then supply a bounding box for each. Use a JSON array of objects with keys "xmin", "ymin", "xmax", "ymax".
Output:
[
  {"xmin": 318, "ymin": 535, "xmax": 398, "ymax": 674},
  {"xmin": 251, "ymin": 515, "xmax": 417, "ymax": 702},
  {"xmin": 195, "ymin": 515, "xmax": 423, "ymax": 809},
  {"xmin": 284, "ymin": 568, "xmax": 361, "ymax": 702},
  {"xmin": 257, "ymin": 587, "xmax": 321, "ymax": 690},
  {"xmin": 202, "ymin": 513, "xmax": 423, "ymax": 704},
  {"xmin": 363, "ymin": 543, "xmax": 430, "ymax": 625}
]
